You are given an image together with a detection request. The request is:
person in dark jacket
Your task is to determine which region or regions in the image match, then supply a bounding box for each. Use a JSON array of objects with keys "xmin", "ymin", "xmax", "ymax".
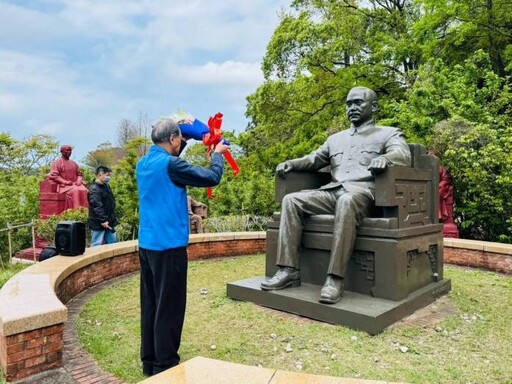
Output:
[{"xmin": 88, "ymin": 166, "xmax": 117, "ymax": 246}]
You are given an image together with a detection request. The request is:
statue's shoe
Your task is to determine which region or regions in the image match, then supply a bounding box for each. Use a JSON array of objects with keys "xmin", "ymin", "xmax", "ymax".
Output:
[
  {"xmin": 261, "ymin": 267, "xmax": 301, "ymax": 290},
  {"xmin": 319, "ymin": 275, "xmax": 344, "ymax": 304}
]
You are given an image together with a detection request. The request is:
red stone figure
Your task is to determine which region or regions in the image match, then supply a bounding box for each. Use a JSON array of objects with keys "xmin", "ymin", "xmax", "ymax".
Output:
[
  {"xmin": 48, "ymin": 145, "xmax": 89, "ymax": 210},
  {"xmin": 438, "ymin": 163, "xmax": 459, "ymax": 238},
  {"xmin": 427, "ymin": 150, "xmax": 459, "ymax": 238}
]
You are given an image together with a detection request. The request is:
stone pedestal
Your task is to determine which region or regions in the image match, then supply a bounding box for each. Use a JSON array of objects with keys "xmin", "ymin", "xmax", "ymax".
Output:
[
  {"xmin": 227, "ymin": 277, "xmax": 451, "ymax": 335},
  {"xmin": 443, "ymin": 222, "xmax": 460, "ymax": 238}
]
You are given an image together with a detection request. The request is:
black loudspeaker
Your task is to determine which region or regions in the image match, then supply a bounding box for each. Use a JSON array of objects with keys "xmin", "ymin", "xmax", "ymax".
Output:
[{"xmin": 55, "ymin": 221, "xmax": 86, "ymax": 256}]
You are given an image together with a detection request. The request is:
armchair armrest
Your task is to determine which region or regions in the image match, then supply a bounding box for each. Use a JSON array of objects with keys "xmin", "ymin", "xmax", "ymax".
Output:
[
  {"xmin": 375, "ymin": 165, "xmax": 437, "ymax": 228},
  {"xmin": 275, "ymin": 171, "xmax": 331, "ymax": 204}
]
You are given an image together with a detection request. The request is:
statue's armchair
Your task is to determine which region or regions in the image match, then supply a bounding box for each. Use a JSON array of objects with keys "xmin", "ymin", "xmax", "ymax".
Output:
[
  {"xmin": 38, "ymin": 178, "xmax": 66, "ymax": 219},
  {"xmin": 265, "ymin": 144, "xmax": 445, "ymax": 301}
]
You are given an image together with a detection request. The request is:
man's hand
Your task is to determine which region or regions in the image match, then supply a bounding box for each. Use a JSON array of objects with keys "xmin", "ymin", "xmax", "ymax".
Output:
[
  {"xmin": 213, "ymin": 140, "xmax": 230, "ymax": 154},
  {"xmin": 101, "ymin": 221, "xmax": 109, "ymax": 229},
  {"xmin": 276, "ymin": 161, "xmax": 293, "ymax": 178},
  {"xmin": 367, "ymin": 157, "xmax": 388, "ymax": 174}
]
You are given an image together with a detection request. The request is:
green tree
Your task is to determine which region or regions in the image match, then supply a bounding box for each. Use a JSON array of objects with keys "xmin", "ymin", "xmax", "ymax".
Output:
[
  {"xmin": 0, "ymin": 134, "xmax": 58, "ymax": 261},
  {"xmin": 243, "ymin": 0, "xmax": 425, "ymax": 175},
  {"xmin": 386, "ymin": 52, "xmax": 512, "ymax": 241},
  {"xmin": 82, "ymin": 142, "xmax": 125, "ymax": 173},
  {"xmin": 414, "ymin": 0, "xmax": 512, "ymax": 77},
  {"xmin": 111, "ymin": 137, "xmax": 150, "ymax": 240},
  {"xmin": 241, "ymin": 0, "xmax": 512, "ymax": 241},
  {"xmin": 0, "ymin": 133, "xmax": 59, "ymax": 174}
]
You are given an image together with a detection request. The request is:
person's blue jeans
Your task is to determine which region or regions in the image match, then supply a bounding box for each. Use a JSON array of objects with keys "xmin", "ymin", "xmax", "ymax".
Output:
[{"xmin": 90, "ymin": 229, "xmax": 117, "ymax": 247}]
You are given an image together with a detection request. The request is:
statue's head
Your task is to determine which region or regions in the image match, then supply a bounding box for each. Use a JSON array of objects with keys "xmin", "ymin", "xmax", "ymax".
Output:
[
  {"xmin": 346, "ymin": 86, "xmax": 378, "ymax": 127},
  {"xmin": 60, "ymin": 145, "xmax": 73, "ymax": 159}
]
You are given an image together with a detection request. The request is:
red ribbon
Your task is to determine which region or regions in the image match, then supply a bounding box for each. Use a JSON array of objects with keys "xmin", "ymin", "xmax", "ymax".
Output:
[{"xmin": 202, "ymin": 113, "xmax": 240, "ymax": 198}]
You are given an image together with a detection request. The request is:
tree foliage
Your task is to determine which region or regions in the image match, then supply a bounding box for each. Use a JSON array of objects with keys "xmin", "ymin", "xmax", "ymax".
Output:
[
  {"xmin": 82, "ymin": 141, "xmax": 125, "ymax": 173},
  {"xmin": 240, "ymin": 0, "xmax": 512, "ymax": 242},
  {"xmin": 111, "ymin": 137, "xmax": 150, "ymax": 240},
  {"xmin": 0, "ymin": 134, "xmax": 56, "ymax": 260},
  {"xmin": 0, "ymin": 133, "xmax": 59, "ymax": 174}
]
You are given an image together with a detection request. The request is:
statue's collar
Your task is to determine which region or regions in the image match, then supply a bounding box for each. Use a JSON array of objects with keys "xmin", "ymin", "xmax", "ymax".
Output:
[{"xmin": 349, "ymin": 120, "xmax": 374, "ymax": 135}]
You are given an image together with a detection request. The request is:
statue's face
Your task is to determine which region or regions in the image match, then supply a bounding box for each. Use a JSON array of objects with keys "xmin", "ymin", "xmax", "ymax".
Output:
[
  {"xmin": 346, "ymin": 88, "xmax": 375, "ymax": 126},
  {"xmin": 60, "ymin": 146, "xmax": 72, "ymax": 159}
]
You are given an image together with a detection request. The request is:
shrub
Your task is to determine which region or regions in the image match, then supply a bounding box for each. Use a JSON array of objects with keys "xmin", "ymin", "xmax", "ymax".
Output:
[
  {"xmin": 35, "ymin": 208, "xmax": 89, "ymax": 244},
  {"xmin": 203, "ymin": 215, "xmax": 271, "ymax": 233}
]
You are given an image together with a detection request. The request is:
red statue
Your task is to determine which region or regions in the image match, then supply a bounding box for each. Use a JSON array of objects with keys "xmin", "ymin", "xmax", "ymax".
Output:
[
  {"xmin": 438, "ymin": 163, "xmax": 459, "ymax": 238},
  {"xmin": 17, "ymin": 145, "xmax": 89, "ymax": 261},
  {"xmin": 48, "ymin": 145, "xmax": 89, "ymax": 210},
  {"xmin": 428, "ymin": 150, "xmax": 459, "ymax": 238}
]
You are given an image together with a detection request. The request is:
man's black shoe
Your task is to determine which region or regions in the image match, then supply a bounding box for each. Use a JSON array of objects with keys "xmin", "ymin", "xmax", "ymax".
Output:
[
  {"xmin": 261, "ymin": 267, "xmax": 301, "ymax": 291},
  {"xmin": 319, "ymin": 275, "xmax": 344, "ymax": 304}
]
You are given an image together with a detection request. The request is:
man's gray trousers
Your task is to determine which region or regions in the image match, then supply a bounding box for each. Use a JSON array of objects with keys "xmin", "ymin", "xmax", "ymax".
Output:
[{"xmin": 277, "ymin": 186, "xmax": 371, "ymax": 278}]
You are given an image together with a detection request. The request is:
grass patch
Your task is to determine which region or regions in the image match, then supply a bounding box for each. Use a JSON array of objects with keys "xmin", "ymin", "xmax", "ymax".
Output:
[{"xmin": 74, "ymin": 256, "xmax": 510, "ymax": 383}]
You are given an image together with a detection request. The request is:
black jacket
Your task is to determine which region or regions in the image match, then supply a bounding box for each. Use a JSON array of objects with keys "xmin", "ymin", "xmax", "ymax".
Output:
[{"xmin": 88, "ymin": 181, "xmax": 117, "ymax": 230}]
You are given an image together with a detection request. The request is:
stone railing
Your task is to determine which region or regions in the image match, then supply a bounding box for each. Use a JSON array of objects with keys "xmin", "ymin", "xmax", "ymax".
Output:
[{"xmin": 0, "ymin": 233, "xmax": 510, "ymax": 382}]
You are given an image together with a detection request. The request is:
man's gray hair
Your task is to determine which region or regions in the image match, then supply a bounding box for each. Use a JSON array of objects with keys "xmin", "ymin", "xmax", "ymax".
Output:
[{"xmin": 151, "ymin": 118, "xmax": 181, "ymax": 144}]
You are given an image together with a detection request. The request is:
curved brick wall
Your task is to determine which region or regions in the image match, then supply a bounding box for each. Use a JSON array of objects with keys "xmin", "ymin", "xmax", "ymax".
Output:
[{"xmin": 0, "ymin": 232, "xmax": 265, "ymax": 382}]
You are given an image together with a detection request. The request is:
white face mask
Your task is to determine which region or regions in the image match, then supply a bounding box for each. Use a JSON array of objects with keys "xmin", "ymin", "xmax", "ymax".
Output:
[{"xmin": 104, "ymin": 176, "xmax": 111, "ymax": 184}]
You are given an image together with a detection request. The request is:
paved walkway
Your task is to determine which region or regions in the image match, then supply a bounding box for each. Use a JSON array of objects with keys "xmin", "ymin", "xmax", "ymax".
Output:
[{"xmin": 62, "ymin": 274, "xmax": 128, "ymax": 384}]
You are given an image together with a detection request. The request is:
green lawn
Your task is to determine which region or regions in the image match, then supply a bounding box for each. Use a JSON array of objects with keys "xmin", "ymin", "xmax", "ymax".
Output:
[{"xmin": 76, "ymin": 255, "xmax": 512, "ymax": 384}]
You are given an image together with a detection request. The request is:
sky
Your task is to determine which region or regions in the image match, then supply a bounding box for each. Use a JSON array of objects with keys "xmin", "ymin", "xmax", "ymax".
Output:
[{"xmin": 0, "ymin": 0, "xmax": 290, "ymax": 162}]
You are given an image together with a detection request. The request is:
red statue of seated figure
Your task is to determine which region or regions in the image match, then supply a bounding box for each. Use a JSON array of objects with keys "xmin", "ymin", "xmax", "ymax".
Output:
[{"xmin": 47, "ymin": 145, "xmax": 89, "ymax": 211}]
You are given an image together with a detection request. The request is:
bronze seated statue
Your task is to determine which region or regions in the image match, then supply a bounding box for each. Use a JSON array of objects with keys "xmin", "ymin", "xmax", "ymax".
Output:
[
  {"xmin": 266, "ymin": 143, "xmax": 446, "ymax": 301},
  {"xmin": 228, "ymin": 144, "xmax": 451, "ymax": 334}
]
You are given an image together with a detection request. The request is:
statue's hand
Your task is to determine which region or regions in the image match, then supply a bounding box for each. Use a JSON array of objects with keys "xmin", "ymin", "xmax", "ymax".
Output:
[
  {"xmin": 367, "ymin": 157, "xmax": 388, "ymax": 175},
  {"xmin": 276, "ymin": 161, "xmax": 293, "ymax": 178},
  {"xmin": 65, "ymin": 181, "xmax": 73, "ymax": 186}
]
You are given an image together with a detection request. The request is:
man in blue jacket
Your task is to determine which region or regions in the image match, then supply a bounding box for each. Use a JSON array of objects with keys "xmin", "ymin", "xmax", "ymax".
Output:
[{"xmin": 136, "ymin": 118, "xmax": 229, "ymax": 377}]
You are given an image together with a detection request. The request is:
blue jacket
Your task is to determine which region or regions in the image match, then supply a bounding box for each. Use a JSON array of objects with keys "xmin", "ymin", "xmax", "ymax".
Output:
[{"xmin": 137, "ymin": 145, "xmax": 224, "ymax": 250}]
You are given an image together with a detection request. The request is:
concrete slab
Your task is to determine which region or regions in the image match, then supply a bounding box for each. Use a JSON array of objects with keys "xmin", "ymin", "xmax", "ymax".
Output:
[
  {"xmin": 271, "ymin": 370, "xmax": 403, "ymax": 383},
  {"xmin": 138, "ymin": 357, "xmax": 407, "ymax": 384},
  {"xmin": 138, "ymin": 356, "xmax": 275, "ymax": 384},
  {"xmin": 227, "ymin": 277, "xmax": 451, "ymax": 334}
]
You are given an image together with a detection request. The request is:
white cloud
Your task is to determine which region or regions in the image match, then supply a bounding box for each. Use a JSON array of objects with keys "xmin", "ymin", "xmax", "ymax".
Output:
[{"xmin": 170, "ymin": 61, "xmax": 263, "ymax": 86}]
